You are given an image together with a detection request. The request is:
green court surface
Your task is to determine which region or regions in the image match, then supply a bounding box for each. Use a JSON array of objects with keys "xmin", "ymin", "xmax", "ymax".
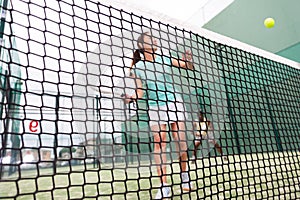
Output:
[{"xmin": 1, "ymin": 152, "xmax": 299, "ymax": 200}]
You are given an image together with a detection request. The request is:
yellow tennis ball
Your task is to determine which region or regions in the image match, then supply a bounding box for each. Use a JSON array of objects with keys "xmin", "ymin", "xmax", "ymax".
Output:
[{"xmin": 264, "ymin": 18, "xmax": 275, "ymax": 28}]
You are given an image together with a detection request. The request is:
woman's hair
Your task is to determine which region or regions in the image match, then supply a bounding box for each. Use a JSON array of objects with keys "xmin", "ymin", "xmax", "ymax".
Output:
[{"xmin": 131, "ymin": 32, "xmax": 149, "ymax": 67}]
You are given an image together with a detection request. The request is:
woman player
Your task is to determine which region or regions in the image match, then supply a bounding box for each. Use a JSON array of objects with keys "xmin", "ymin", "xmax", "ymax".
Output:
[{"xmin": 124, "ymin": 32, "xmax": 194, "ymax": 199}]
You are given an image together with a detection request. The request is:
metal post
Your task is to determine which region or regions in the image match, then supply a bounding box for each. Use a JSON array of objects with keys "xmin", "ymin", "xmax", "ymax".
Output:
[
  {"xmin": 93, "ymin": 98, "xmax": 95, "ymax": 168},
  {"xmin": 0, "ymin": 70, "xmax": 12, "ymax": 179},
  {"xmin": 264, "ymin": 85, "xmax": 283, "ymax": 151},
  {"xmin": 216, "ymin": 44, "xmax": 242, "ymax": 154},
  {"xmin": 0, "ymin": 0, "xmax": 10, "ymax": 177},
  {"xmin": 8, "ymin": 80, "xmax": 21, "ymax": 175},
  {"xmin": 95, "ymin": 95, "xmax": 100, "ymax": 168},
  {"xmin": 53, "ymin": 93, "xmax": 59, "ymax": 173},
  {"xmin": 129, "ymin": 102, "xmax": 133, "ymax": 164}
]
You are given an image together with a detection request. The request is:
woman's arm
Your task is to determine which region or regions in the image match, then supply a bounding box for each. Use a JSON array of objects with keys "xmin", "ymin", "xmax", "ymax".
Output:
[
  {"xmin": 171, "ymin": 50, "xmax": 194, "ymax": 70},
  {"xmin": 124, "ymin": 74, "xmax": 144, "ymax": 104}
]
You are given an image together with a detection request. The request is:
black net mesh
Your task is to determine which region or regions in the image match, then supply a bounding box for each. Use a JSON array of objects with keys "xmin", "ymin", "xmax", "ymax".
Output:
[{"xmin": 0, "ymin": 0, "xmax": 299, "ymax": 199}]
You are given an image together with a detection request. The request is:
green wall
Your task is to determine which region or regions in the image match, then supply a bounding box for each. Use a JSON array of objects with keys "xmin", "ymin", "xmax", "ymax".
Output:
[
  {"xmin": 217, "ymin": 45, "xmax": 300, "ymax": 154},
  {"xmin": 276, "ymin": 42, "xmax": 300, "ymax": 63}
]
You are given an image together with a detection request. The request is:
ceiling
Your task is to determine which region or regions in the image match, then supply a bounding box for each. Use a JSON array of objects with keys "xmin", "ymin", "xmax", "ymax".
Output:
[
  {"xmin": 202, "ymin": 0, "xmax": 300, "ymax": 63},
  {"xmin": 103, "ymin": 0, "xmax": 299, "ymax": 64}
]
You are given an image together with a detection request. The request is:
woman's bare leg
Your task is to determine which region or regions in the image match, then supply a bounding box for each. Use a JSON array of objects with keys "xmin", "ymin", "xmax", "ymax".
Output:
[
  {"xmin": 152, "ymin": 124, "xmax": 168, "ymax": 184},
  {"xmin": 171, "ymin": 122, "xmax": 187, "ymax": 172}
]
